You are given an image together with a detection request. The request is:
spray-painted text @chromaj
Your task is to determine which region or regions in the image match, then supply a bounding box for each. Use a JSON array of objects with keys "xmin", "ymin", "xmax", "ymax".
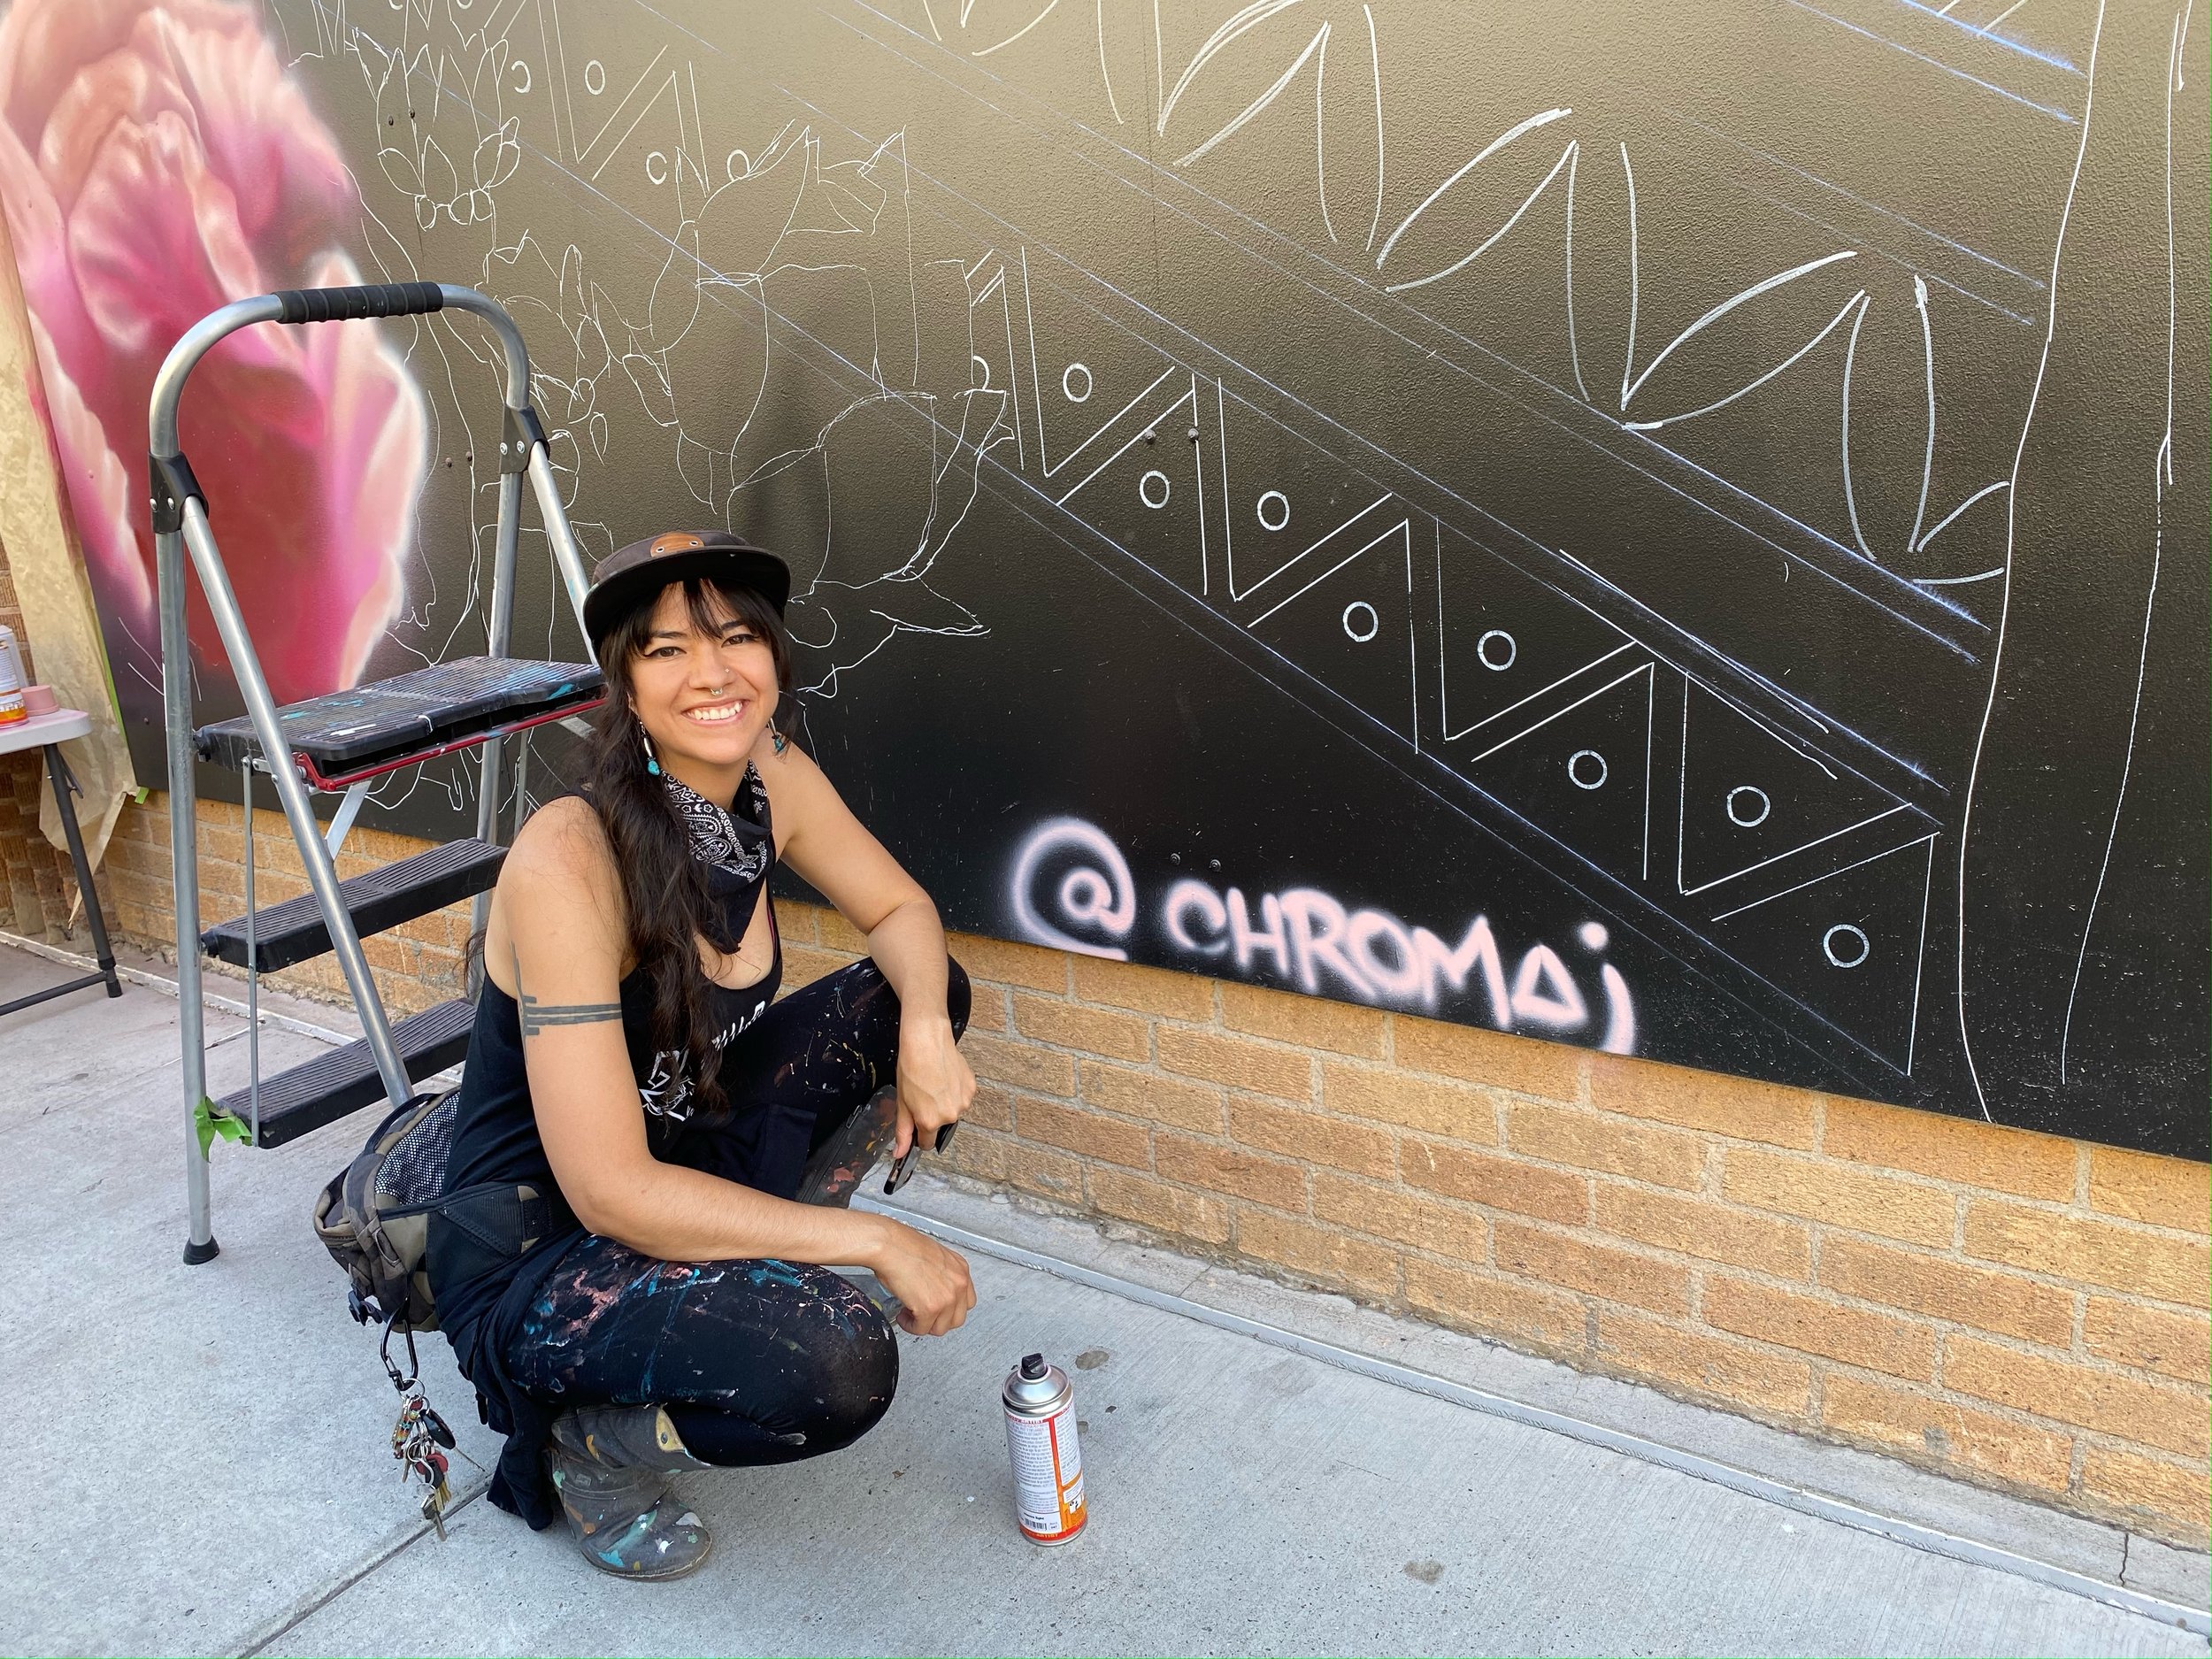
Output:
[{"xmin": 1009, "ymin": 818, "xmax": 1636, "ymax": 1054}]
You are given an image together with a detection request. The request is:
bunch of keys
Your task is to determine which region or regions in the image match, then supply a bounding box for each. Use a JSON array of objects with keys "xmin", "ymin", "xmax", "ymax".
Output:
[{"xmin": 392, "ymin": 1389, "xmax": 457, "ymax": 1538}]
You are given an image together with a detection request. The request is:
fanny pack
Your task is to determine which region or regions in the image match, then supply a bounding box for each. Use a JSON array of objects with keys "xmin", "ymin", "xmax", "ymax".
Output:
[{"xmin": 312, "ymin": 1088, "xmax": 574, "ymax": 1333}]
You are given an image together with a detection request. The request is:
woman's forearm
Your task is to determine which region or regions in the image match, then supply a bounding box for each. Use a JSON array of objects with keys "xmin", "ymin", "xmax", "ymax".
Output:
[
  {"xmin": 861, "ymin": 895, "xmax": 953, "ymax": 1025},
  {"xmin": 589, "ymin": 1159, "xmax": 893, "ymax": 1267}
]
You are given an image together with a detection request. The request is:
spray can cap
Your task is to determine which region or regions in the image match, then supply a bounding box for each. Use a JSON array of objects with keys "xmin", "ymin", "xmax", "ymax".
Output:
[
  {"xmin": 1021, "ymin": 1353, "xmax": 1048, "ymax": 1380},
  {"xmin": 1005, "ymin": 1352, "xmax": 1064, "ymax": 1408}
]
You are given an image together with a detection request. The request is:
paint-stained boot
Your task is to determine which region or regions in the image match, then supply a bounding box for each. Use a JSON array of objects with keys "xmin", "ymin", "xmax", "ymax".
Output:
[
  {"xmin": 791, "ymin": 1085, "xmax": 900, "ymax": 1208},
  {"xmin": 547, "ymin": 1404, "xmax": 713, "ymax": 1580}
]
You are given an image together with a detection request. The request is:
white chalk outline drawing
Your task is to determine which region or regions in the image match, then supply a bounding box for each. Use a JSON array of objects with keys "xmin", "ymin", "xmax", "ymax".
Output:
[
  {"xmin": 1466, "ymin": 661, "xmax": 1657, "ymax": 884},
  {"xmin": 284, "ymin": 0, "xmax": 2185, "ymax": 1115}
]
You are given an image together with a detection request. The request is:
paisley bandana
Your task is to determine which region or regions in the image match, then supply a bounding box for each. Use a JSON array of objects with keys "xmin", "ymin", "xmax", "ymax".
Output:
[{"xmin": 660, "ymin": 763, "xmax": 772, "ymax": 890}]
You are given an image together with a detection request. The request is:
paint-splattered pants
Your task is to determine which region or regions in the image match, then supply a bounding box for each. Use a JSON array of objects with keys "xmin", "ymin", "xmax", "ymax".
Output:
[{"xmin": 502, "ymin": 956, "xmax": 970, "ymax": 1467}]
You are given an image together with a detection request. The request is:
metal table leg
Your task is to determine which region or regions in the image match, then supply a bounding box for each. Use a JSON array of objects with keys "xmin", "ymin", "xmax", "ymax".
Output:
[{"xmin": 0, "ymin": 741, "xmax": 124, "ymax": 1018}]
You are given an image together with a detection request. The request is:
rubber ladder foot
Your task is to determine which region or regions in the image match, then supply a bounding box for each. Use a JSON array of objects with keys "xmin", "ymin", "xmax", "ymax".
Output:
[{"xmin": 182, "ymin": 1236, "xmax": 221, "ymax": 1265}]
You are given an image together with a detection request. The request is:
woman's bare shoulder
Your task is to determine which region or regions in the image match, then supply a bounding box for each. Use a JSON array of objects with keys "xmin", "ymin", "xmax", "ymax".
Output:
[{"xmin": 503, "ymin": 795, "xmax": 620, "ymax": 901}]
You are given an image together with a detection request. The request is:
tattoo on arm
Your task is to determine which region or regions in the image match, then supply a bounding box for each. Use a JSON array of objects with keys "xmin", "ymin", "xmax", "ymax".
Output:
[
  {"xmin": 512, "ymin": 941, "xmax": 621, "ymax": 1037},
  {"xmin": 518, "ymin": 992, "xmax": 623, "ymax": 1037}
]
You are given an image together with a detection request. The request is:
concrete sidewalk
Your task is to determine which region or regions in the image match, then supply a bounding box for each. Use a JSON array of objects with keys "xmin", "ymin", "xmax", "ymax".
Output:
[{"xmin": 1, "ymin": 940, "xmax": 2204, "ymax": 1657}]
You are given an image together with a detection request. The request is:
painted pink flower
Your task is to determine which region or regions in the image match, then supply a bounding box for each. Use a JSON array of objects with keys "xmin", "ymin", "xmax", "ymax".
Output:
[{"xmin": 0, "ymin": 0, "xmax": 425, "ymax": 705}]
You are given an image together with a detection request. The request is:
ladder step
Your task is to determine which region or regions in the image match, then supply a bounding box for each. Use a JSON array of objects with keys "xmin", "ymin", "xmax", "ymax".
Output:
[
  {"xmin": 196, "ymin": 657, "xmax": 603, "ymax": 788},
  {"xmin": 200, "ymin": 839, "xmax": 507, "ymax": 972},
  {"xmin": 219, "ymin": 998, "xmax": 476, "ymax": 1148}
]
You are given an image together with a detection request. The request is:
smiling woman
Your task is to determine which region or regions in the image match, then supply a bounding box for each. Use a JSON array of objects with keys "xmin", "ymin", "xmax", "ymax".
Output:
[{"xmin": 426, "ymin": 530, "xmax": 979, "ymax": 1580}]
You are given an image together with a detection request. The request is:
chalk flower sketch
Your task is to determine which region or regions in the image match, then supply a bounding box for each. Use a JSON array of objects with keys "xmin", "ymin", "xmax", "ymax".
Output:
[{"xmin": 0, "ymin": 0, "xmax": 426, "ymax": 704}]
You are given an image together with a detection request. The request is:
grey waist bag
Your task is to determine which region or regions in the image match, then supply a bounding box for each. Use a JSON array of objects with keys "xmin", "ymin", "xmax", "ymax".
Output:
[{"xmin": 312, "ymin": 1089, "xmax": 573, "ymax": 1335}]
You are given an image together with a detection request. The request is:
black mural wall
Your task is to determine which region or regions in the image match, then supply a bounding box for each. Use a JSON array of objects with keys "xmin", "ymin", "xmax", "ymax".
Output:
[{"xmin": 144, "ymin": 1, "xmax": 2206, "ymax": 1158}]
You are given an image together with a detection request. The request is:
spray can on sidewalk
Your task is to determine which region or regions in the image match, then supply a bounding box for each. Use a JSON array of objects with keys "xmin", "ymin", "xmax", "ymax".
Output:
[{"xmin": 1002, "ymin": 1352, "xmax": 1087, "ymax": 1545}]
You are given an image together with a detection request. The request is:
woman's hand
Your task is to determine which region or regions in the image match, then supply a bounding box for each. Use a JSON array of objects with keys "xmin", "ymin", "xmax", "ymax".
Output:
[
  {"xmin": 864, "ymin": 1214, "xmax": 977, "ymax": 1336},
  {"xmin": 893, "ymin": 1014, "xmax": 975, "ymax": 1157}
]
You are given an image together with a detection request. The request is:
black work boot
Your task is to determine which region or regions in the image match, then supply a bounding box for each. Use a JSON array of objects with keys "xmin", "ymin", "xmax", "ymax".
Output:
[{"xmin": 547, "ymin": 1404, "xmax": 713, "ymax": 1579}]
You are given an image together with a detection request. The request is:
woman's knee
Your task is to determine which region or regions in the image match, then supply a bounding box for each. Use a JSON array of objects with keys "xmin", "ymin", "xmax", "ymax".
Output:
[
  {"xmin": 945, "ymin": 956, "xmax": 971, "ymax": 1041},
  {"xmin": 797, "ymin": 1287, "xmax": 900, "ymax": 1453}
]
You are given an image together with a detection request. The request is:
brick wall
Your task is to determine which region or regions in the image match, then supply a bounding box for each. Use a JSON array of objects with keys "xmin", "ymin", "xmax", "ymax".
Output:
[{"xmin": 7, "ymin": 791, "xmax": 2206, "ymax": 1547}]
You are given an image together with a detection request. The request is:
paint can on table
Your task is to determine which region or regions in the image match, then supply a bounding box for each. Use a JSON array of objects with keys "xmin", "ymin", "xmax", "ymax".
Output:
[
  {"xmin": 0, "ymin": 626, "xmax": 24, "ymax": 725},
  {"xmin": 1002, "ymin": 1352, "xmax": 1086, "ymax": 1545}
]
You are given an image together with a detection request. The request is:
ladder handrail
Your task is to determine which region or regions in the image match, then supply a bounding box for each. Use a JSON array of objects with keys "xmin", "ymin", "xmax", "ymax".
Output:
[{"xmin": 151, "ymin": 282, "xmax": 590, "ymax": 1263}]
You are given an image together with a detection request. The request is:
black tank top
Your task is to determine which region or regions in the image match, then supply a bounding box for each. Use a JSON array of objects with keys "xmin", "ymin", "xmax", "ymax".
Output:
[{"xmin": 433, "ymin": 765, "xmax": 783, "ymax": 1340}]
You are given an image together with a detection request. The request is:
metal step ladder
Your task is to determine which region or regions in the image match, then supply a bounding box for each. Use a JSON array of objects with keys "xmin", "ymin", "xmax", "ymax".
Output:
[{"xmin": 153, "ymin": 281, "xmax": 603, "ymax": 1262}]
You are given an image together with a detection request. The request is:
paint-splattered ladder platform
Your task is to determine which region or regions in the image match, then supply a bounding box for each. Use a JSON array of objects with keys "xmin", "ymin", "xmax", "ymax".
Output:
[{"xmin": 195, "ymin": 657, "xmax": 604, "ymax": 789}]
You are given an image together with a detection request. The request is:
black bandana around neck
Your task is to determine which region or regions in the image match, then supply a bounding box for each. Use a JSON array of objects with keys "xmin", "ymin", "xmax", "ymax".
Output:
[{"xmin": 660, "ymin": 763, "xmax": 772, "ymax": 892}]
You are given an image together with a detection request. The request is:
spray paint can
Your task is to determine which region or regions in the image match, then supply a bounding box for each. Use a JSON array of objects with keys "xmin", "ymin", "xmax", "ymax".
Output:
[
  {"xmin": 0, "ymin": 626, "xmax": 24, "ymax": 725},
  {"xmin": 1001, "ymin": 1352, "xmax": 1086, "ymax": 1545}
]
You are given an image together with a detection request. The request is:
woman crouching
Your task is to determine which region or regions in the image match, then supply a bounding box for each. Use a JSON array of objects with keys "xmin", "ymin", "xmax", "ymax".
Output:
[{"xmin": 432, "ymin": 531, "xmax": 977, "ymax": 1578}]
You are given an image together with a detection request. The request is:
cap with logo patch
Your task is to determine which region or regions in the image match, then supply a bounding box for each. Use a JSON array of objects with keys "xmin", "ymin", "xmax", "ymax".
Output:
[{"xmin": 581, "ymin": 530, "xmax": 791, "ymax": 653}]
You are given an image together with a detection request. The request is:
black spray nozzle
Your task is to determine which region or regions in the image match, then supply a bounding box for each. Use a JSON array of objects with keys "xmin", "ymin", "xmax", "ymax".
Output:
[{"xmin": 1020, "ymin": 1353, "xmax": 1048, "ymax": 1380}]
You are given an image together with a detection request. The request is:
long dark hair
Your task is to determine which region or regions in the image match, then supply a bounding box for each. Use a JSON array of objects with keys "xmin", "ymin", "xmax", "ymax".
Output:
[{"xmin": 584, "ymin": 575, "xmax": 795, "ymax": 1118}]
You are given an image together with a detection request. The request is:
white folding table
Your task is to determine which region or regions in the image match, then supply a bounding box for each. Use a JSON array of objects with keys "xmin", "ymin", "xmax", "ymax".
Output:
[{"xmin": 0, "ymin": 707, "xmax": 122, "ymax": 1015}]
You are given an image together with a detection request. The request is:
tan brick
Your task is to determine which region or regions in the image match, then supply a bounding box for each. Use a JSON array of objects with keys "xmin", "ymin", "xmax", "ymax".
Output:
[
  {"xmin": 1154, "ymin": 1132, "xmax": 1307, "ymax": 1211},
  {"xmin": 1394, "ymin": 1016, "xmax": 1580, "ymax": 1101},
  {"xmin": 961, "ymin": 1033, "xmax": 1075, "ymax": 1097},
  {"xmin": 964, "ymin": 985, "xmax": 1008, "ymax": 1033},
  {"xmin": 946, "ymin": 931, "xmax": 1070, "ymax": 994},
  {"xmin": 1402, "ymin": 1256, "xmax": 1586, "ymax": 1349},
  {"xmin": 1011, "ymin": 993, "xmax": 1151, "ymax": 1062},
  {"xmin": 1724, "ymin": 1148, "xmax": 1953, "ymax": 1248},
  {"xmin": 951, "ymin": 1125, "xmax": 1013, "ymax": 1184},
  {"xmin": 1235, "ymin": 1210, "xmax": 1399, "ymax": 1298},
  {"xmin": 1704, "ymin": 1275, "xmax": 1936, "ymax": 1380},
  {"xmin": 1322, "ymin": 1062, "xmax": 1497, "ymax": 1140},
  {"xmin": 1014, "ymin": 1098, "xmax": 1151, "ymax": 1169},
  {"xmin": 1594, "ymin": 1310, "xmax": 1812, "ymax": 1415},
  {"xmin": 1819, "ymin": 1237, "xmax": 2074, "ymax": 1348},
  {"xmin": 780, "ymin": 943, "xmax": 853, "ymax": 989},
  {"xmin": 1963, "ymin": 1201, "xmax": 2209, "ymax": 1308},
  {"xmin": 1071, "ymin": 954, "xmax": 1215, "ymax": 1021},
  {"xmin": 1004, "ymin": 1141, "xmax": 1087, "ymax": 1202},
  {"xmin": 964, "ymin": 1081, "xmax": 1015, "ymax": 1132},
  {"xmin": 2083, "ymin": 1299, "xmax": 2211, "ymax": 1385},
  {"xmin": 1494, "ymin": 1218, "xmax": 1691, "ymax": 1315},
  {"xmin": 2088, "ymin": 1146, "xmax": 2211, "ymax": 1235},
  {"xmin": 818, "ymin": 908, "xmax": 870, "ymax": 952},
  {"xmin": 1593, "ymin": 1182, "xmax": 1810, "ymax": 1279},
  {"xmin": 1228, "ymin": 1098, "xmax": 1396, "ymax": 1180},
  {"xmin": 1823, "ymin": 1096, "xmax": 2077, "ymax": 1201},
  {"xmin": 1820, "ymin": 1374, "xmax": 2072, "ymax": 1491},
  {"xmin": 2078, "ymin": 1448, "xmax": 2210, "ymax": 1536},
  {"xmin": 1944, "ymin": 1336, "xmax": 2208, "ymax": 1458},
  {"xmin": 777, "ymin": 901, "xmax": 825, "ymax": 944},
  {"xmin": 1078, "ymin": 1062, "xmax": 1222, "ymax": 1133},
  {"xmin": 1403, "ymin": 1140, "xmax": 1587, "ymax": 1224},
  {"xmin": 1509, "ymin": 1103, "xmax": 1704, "ymax": 1190},
  {"xmin": 1311, "ymin": 1171, "xmax": 1486, "ymax": 1263},
  {"xmin": 1587, "ymin": 1054, "xmax": 1819, "ymax": 1149},
  {"xmin": 1087, "ymin": 1167, "xmax": 1231, "ymax": 1245},
  {"xmin": 1157, "ymin": 1026, "xmax": 1311, "ymax": 1101},
  {"xmin": 1219, "ymin": 980, "xmax": 1387, "ymax": 1058}
]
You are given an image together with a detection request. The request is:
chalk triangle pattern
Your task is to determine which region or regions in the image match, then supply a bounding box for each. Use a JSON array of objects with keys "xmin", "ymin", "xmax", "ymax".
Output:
[
  {"xmin": 1245, "ymin": 517, "xmax": 1417, "ymax": 742},
  {"xmin": 1056, "ymin": 384, "xmax": 1210, "ymax": 599},
  {"xmin": 1019, "ymin": 250, "xmax": 1187, "ymax": 480},
  {"xmin": 1708, "ymin": 834, "xmax": 1937, "ymax": 1072},
  {"xmin": 1216, "ymin": 384, "xmax": 1398, "ymax": 603},
  {"xmin": 1436, "ymin": 524, "xmax": 1636, "ymax": 741},
  {"xmin": 1463, "ymin": 663, "xmax": 1655, "ymax": 885},
  {"xmin": 1678, "ymin": 681, "xmax": 1909, "ymax": 896}
]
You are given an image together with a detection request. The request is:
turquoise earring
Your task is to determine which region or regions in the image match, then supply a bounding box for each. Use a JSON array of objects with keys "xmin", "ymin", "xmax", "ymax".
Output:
[{"xmin": 641, "ymin": 731, "xmax": 661, "ymax": 776}]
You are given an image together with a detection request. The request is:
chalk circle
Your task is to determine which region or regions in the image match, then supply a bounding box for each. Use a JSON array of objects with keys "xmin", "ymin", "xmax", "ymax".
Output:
[
  {"xmin": 1477, "ymin": 628, "xmax": 1517, "ymax": 672},
  {"xmin": 1341, "ymin": 601, "xmax": 1379, "ymax": 642},
  {"xmin": 1139, "ymin": 469, "xmax": 1171, "ymax": 509},
  {"xmin": 1823, "ymin": 923, "xmax": 1870, "ymax": 969},
  {"xmin": 583, "ymin": 58, "xmax": 606, "ymax": 95},
  {"xmin": 1725, "ymin": 785, "xmax": 1770, "ymax": 828},
  {"xmin": 1578, "ymin": 922, "xmax": 1609, "ymax": 951},
  {"xmin": 1062, "ymin": 363, "xmax": 1092, "ymax": 403},
  {"xmin": 1567, "ymin": 749, "xmax": 1608, "ymax": 790},
  {"xmin": 645, "ymin": 150, "xmax": 668, "ymax": 185},
  {"xmin": 511, "ymin": 59, "xmax": 532, "ymax": 94},
  {"xmin": 726, "ymin": 148, "xmax": 753, "ymax": 182},
  {"xmin": 1256, "ymin": 489, "xmax": 1291, "ymax": 532}
]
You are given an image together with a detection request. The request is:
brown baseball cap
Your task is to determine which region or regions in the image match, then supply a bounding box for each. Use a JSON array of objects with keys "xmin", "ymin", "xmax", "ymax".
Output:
[{"xmin": 582, "ymin": 529, "xmax": 791, "ymax": 650}]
